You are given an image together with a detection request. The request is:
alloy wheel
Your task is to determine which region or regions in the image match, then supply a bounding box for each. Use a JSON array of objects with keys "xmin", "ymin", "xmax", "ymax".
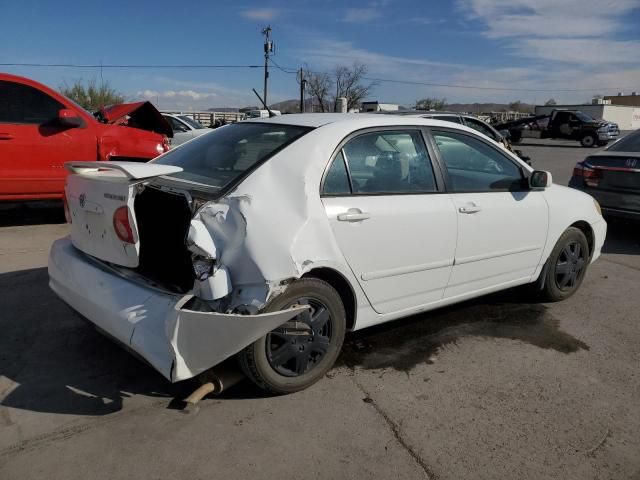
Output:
[{"xmin": 554, "ymin": 241, "xmax": 586, "ymax": 291}]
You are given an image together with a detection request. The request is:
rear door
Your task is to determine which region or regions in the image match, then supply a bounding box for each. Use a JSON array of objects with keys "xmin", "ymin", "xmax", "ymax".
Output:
[
  {"xmin": 429, "ymin": 129, "xmax": 548, "ymax": 299},
  {"xmin": 0, "ymin": 80, "xmax": 95, "ymax": 199},
  {"xmin": 321, "ymin": 128, "xmax": 457, "ymax": 315}
]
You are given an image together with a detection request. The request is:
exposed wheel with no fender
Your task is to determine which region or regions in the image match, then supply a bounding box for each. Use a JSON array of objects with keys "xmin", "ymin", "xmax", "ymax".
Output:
[
  {"xmin": 239, "ymin": 278, "xmax": 346, "ymax": 394},
  {"xmin": 539, "ymin": 227, "xmax": 590, "ymax": 302}
]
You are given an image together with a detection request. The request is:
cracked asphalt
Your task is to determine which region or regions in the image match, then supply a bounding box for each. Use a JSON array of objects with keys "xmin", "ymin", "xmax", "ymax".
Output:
[{"xmin": 1, "ymin": 138, "xmax": 640, "ymax": 479}]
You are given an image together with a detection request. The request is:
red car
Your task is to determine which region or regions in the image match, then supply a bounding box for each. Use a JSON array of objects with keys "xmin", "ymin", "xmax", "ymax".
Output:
[{"xmin": 0, "ymin": 73, "xmax": 172, "ymax": 201}]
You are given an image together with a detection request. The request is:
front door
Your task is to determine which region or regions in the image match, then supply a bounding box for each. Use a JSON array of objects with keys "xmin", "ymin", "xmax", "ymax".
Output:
[
  {"xmin": 429, "ymin": 129, "xmax": 548, "ymax": 299},
  {"xmin": 321, "ymin": 128, "xmax": 457, "ymax": 315},
  {"xmin": 0, "ymin": 80, "xmax": 95, "ymax": 199}
]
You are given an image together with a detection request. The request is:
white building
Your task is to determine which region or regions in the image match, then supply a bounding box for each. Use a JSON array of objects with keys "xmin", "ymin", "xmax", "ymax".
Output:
[{"xmin": 360, "ymin": 101, "xmax": 400, "ymax": 112}]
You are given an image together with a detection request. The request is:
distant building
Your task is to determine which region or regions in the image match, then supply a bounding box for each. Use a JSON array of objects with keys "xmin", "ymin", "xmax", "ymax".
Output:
[
  {"xmin": 360, "ymin": 101, "xmax": 400, "ymax": 112},
  {"xmin": 535, "ymin": 103, "xmax": 640, "ymax": 130},
  {"xmin": 604, "ymin": 92, "xmax": 640, "ymax": 107}
]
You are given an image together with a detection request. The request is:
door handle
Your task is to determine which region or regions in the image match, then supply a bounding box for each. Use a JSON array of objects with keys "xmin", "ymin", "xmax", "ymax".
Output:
[
  {"xmin": 459, "ymin": 203, "xmax": 482, "ymax": 214},
  {"xmin": 337, "ymin": 208, "xmax": 371, "ymax": 222},
  {"xmin": 0, "ymin": 133, "xmax": 14, "ymax": 140}
]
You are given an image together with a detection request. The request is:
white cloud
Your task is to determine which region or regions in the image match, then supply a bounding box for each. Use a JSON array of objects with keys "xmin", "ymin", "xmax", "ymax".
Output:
[
  {"xmin": 240, "ymin": 8, "xmax": 279, "ymax": 21},
  {"xmin": 344, "ymin": 8, "xmax": 380, "ymax": 23},
  {"xmin": 457, "ymin": 0, "xmax": 640, "ymax": 66}
]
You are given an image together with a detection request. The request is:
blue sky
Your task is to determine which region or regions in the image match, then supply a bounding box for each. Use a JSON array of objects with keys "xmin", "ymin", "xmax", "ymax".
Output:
[{"xmin": 2, "ymin": 0, "xmax": 640, "ymax": 109}]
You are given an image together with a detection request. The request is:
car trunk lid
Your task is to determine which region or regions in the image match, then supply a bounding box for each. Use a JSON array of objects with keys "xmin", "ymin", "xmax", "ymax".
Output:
[
  {"xmin": 583, "ymin": 154, "xmax": 640, "ymax": 192},
  {"xmin": 64, "ymin": 161, "xmax": 183, "ymax": 268}
]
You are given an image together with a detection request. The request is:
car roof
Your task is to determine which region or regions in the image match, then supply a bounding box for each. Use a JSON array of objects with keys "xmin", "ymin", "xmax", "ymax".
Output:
[{"xmin": 245, "ymin": 112, "xmax": 474, "ymax": 129}]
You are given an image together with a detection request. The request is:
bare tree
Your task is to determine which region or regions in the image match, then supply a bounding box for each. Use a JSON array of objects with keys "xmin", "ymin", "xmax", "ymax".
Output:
[
  {"xmin": 303, "ymin": 66, "xmax": 332, "ymax": 112},
  {"xmin": 333, "ymin": 63, "xmax": 376, "ymax": 111},
  {"xmin": 415, "ymin": 97, "xmax": 447, "ymax": 110},
  {"xmin": 508, "ymin": 100, "xmax": 533, "ymax": 113},
  {"xmin": 60, "ymin": 79, "xmax": 125, "ymax": 111},
  {"xmin": 544, "ymin": 98, "xmax": 557, "ymax": 106}
]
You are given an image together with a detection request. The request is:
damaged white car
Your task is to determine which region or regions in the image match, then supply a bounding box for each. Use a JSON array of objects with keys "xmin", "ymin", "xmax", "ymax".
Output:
[{"xmin": 49, "ymin": 114, "xmax": 606, "ymax": 393}]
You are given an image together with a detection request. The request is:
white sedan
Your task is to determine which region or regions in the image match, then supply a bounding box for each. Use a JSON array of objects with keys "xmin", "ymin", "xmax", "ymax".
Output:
[
  {"xmin": 49, "ymin": 114, "xmax": 606, "ymax": 394},
  {"xmin": 162, "ymin": 113, "xmax": 210, "ymax": 147}
]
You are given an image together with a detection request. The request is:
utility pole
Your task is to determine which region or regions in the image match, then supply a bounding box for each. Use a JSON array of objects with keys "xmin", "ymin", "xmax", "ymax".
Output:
[
  {"xmin": 262, "ymin": 26, "xmax": 274, "ymax": 107},
  {"xmin": 299, "ymin": 68, "xmax": 306, "ymax": 113}
]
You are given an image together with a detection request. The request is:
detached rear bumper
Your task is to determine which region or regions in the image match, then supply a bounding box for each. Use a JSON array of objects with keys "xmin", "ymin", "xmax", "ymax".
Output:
[{"xmin": 48, "ymin": 237, "xmax": 305, "ymax": 382}]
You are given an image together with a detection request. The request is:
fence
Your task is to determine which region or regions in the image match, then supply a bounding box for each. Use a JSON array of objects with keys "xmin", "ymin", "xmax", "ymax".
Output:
[{"xmin": 161, "ymin": 111, "xmax": 246, "ymax": 127}]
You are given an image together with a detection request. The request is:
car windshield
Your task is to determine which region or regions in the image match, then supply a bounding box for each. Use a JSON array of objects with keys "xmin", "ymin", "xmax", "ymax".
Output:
[
  {"xmin": 574, "ymin": 111, "xmax": 595, "ymax": 122},
  {"xmin": 153, "ymin": 122, "xmax": 312, "ymax": 189},
  {"xmin": 178, "ymin": 115, "xmax": 206, "ymax": 129},
  {"xmin": 607, "ymin": 130, "xmax": 640, "ymax": 152}
]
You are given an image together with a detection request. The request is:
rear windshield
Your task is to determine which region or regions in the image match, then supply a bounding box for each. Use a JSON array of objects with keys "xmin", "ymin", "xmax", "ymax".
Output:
[
  {"xmin": 153, "ymin": 122, "xmax": 312, "ymax": 189},
  {"xmin": 607, "ymin": 131, "xmax": 640, "ymax": 152}
]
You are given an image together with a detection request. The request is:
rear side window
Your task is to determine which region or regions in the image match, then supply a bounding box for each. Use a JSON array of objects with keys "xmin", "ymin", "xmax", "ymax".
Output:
[
  {"xmin": 433, "ymin": 130, "xmax": 523, "ymax": 192},
  {"xmin": 154, "ymin": 122, "xmax": 312, "ymax": 190},
  {"xmin": 323, "ymin": 151, "xmax": 351, "ymax": 195},
  {"xmin": 340, "ymin": 130, "xmax": 437, "ymax": 194},
  {"xmin": 0, "ymin": 80, "xmax": 64, "ymax": 124}
]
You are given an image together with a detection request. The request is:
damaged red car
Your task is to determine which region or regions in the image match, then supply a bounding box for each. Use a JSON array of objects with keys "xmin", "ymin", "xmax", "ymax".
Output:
[{"xmin": 0, "ymin": 73, "xmax": 172, "ymax": 201}]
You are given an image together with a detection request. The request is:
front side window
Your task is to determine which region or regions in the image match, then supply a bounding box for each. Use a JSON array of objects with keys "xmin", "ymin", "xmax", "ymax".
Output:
[
  {"xmin": 432, "ymin": 130, "xmax": 524, "ymax": 192},
  {"xmin": 0, "ymin": 80, "xmax": 64, "ymax": 124},
  {"xmin": 341, "ymin": 130, "xmax": 437, "ymax": 194},
  {"xmin": 154, "ymin": 122, "xmax": 311, "ymax": 190}
]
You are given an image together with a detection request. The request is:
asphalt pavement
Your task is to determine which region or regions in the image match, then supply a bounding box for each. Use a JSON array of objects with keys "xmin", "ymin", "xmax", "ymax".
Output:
[{"xmin": 1, "ymin": 138, "xmax": 639, "ymax": 480}]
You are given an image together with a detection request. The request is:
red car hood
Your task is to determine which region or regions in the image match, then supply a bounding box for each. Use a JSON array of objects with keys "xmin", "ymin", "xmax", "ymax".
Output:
[{"xmin": 99, "ymin": 101, "xmax": 173, "ymax": 138}]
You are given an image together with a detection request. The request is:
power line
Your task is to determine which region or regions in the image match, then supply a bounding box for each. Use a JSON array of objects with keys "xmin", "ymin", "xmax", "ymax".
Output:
[
  {"xmin": 269, "ymin": 59, "xmax": 637, "ymax": 93},
  {"xmin": 0, "ymin": 63, "xmax": 262, "ymax": 69}
]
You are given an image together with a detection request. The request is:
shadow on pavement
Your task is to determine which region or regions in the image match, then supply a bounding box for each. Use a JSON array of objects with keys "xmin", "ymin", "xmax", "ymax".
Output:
[
  {"xmin": 0, "ymin": 267, "xmax": 192, "ymax": 416},
  {"xmin": 0, "ymin": 265, "xmax": 591, "ymax": 415},
  {"xmin": 0, "ymin": 201, "xmax": 65, "ymax": 227},
  {"xmin": 602, "ymin": 218, "xmax": 640, "ymax": 256}
]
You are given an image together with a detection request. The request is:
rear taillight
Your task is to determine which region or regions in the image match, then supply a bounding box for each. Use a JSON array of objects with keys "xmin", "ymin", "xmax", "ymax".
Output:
[
  {"xmin": 161, "ymin": 137, "xmax": 170, "ymax": 152},
  {"xmin": 573, "ymin": 163, "xmax": 602, "ymax": 187},
  {"xmin": 113, "ymin": 206, "xmax": 135, "ymax": 244},
  {"xmin": 62, "ymin": 193, "xmax": 72, "ymax": 224}
]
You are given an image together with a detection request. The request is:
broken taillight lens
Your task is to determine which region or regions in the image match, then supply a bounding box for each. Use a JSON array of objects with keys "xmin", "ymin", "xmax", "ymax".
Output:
[
  {"xmin": 62, "ymin": 193, "xmax": 72, "ymax": 224},
  {"xmin": 573, "ymin": 163, "xmax": 602, "ymax": 187},
  {"xmin": 113, "ymin": 206, "xmax": 135, "ymax": 244}
]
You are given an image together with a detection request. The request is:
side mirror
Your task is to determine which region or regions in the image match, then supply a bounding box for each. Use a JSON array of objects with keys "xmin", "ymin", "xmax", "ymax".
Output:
[
  {"xmin": 529, "ymin": 170, "xmax": 552, "ymax": 190},
  {"xmin": 58, "ymin": 109, "xmax": 82, "ymax": 127}
]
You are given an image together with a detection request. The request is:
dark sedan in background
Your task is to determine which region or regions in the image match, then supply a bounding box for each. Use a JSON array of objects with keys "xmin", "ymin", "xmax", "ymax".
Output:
[{"xmin": 569, "ymin": 129, "xmax": 640, "ymax": 220}]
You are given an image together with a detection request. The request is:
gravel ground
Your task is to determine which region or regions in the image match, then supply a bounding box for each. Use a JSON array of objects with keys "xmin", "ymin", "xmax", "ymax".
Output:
[{"xmin": 1, "ymin": 138, "xmax": 639, "ymax": 480}]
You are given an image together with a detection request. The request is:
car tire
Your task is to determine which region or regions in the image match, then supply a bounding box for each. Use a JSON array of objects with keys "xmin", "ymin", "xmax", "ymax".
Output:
[
  {"xmin": 239, "ymin": 278, "xmax": 346, "ymax": 394},
  {"xmin": 539, "ymin": 227, "xmax": 590, "ymax": 302},
  {"xmin": 580, "ymin": 134, "xmax": 597, "ymax": 147}
]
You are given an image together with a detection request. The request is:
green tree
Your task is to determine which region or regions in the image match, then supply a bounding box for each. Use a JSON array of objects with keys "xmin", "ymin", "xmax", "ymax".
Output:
[
  {"xmin": 415, "ymin": 97, "xmax": 447, "ymax": 110},
  {"xmin": 60, "ymin": 79, "xmax": 125, "ymax": 111}
]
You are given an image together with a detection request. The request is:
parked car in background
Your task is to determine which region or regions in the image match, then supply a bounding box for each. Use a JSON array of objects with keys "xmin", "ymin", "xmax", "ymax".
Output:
[
  {"xmin": 247, "ymin": 109, "xmax": 281, "ymax": 118},
  {"xmin": 50, "ymin": 114, "xmax": 605, "ymax": 394},
  {"xmin": 162, "ymin": 113, "xmax": 210, "ymax": 147},
  {"xmin": 0, "ymin": 73, "xmax": 172, "ymax": 201},
  {"xmin": 569, "ymin": 129, "xmax": 640, "ymax": 219},
  {"xmin": 381, "ymin": 110, "xmax": 531, "ymax": 163}
]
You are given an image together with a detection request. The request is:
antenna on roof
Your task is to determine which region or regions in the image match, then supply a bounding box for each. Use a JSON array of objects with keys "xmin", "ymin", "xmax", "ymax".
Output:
[{"xmin": 252, "ymin": 88, "xmax": 276, "ymax": 118}]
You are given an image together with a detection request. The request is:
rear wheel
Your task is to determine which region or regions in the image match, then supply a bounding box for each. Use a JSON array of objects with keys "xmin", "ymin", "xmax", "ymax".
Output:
[
  {"xmin": 239, "ymin": 278, "xmax": 346, "ymax": 394},
  {"xmin": 580, "ymin": 134, "xmax": 596, "ymax": 147},
  {"xmin": 540, "ymin": 227, "xmax": 589, "ymax": 302}
]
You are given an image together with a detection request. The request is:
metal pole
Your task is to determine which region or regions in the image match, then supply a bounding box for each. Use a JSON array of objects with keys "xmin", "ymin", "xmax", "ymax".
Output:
[
  {"xmin": 299, "ymin": 68, "xmax": 305, "ymax": 113},
  {"xmin": 262, "ymin": 26, "xmax": 272, "ymax": 107}
]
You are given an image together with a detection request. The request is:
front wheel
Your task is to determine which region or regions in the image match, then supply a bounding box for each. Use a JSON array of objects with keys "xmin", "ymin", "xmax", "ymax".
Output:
[
  {"xmin": 580, "ymin": 134, "xmax": 597, "ymax": 147},
  {"xmin": 239, "ymin": 278, "xmax": 346, "ymax": 394},
  {"xmin": 540, "ymin": 227, "xmax": 590, "ymax": 302}
]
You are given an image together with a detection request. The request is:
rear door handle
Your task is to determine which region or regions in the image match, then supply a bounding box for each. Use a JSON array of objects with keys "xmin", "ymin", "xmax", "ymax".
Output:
[
  {"xmin": 337, "ymin": 208, "xmax": 371, "ymax": 222},
  {"xmin": 0, "ymin": 133, "xmax": 14, "ymax": 140},
  {"xmin": 459, "ymin": 203, "xmax": 482, "ymax": 214}
]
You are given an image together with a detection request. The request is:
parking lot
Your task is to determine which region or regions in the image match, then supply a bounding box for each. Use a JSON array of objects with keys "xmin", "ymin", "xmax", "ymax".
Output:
[{"xmin": 1, "ymin": 139, "xmax": 639, "ymax": 480}]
